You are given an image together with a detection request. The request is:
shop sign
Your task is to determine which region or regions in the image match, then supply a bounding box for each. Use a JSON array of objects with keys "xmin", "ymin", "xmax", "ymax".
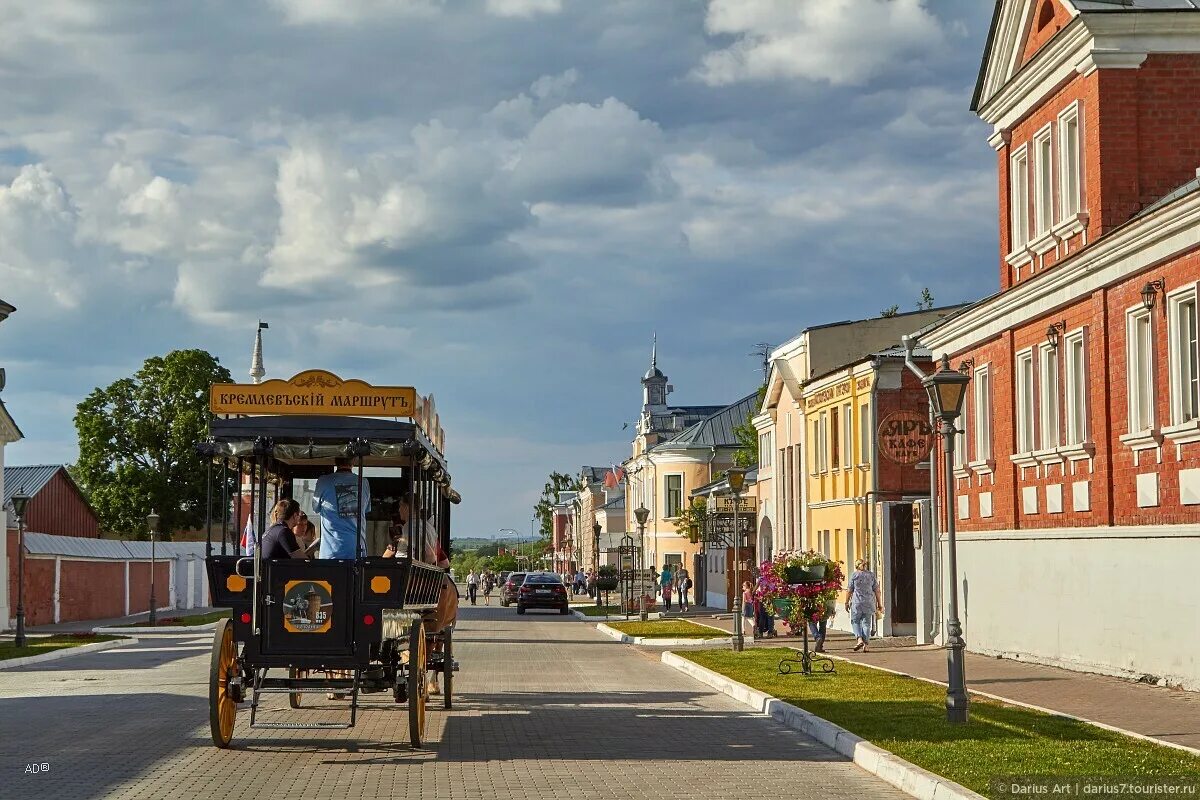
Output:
[
  {"xmin": 711, "ymin": 496, "xmax": 757, "ymax": 513},
  {"xmin": 877, "ymin": 410, "xmax": 934, "ymax": 465}
]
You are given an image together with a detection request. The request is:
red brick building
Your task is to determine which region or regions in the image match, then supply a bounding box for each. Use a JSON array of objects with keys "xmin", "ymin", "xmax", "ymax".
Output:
[
  {"xmin": 916, "ymin": 0, "xmax": 1200, "ymax": 689},
  {"xmin": 4, "ymin": 465, "xmax": 100, "ymax": 538}
]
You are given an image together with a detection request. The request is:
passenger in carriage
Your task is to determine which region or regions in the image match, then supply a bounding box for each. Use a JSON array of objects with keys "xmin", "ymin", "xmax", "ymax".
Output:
[
  {"xmin": 311, "ymin": 457, "xmax": 371, "ymax": 559},
  {"xmin": 260, "ymin": 499, "xmax": 310, "ymax": 560}
]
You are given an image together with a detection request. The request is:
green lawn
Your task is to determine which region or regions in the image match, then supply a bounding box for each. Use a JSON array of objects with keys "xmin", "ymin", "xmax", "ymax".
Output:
[
  {"xmin": 608, "ymin": 620, "xmax": 725, "ymax": 639},
  {"xmin": 0, "ymin": 634, "xmax": 121, "ymax": 661},
  {"xmin": 683, "ymin": 649, "xmax": 1200, "ymax": 798},
  {"xmin": 115, "ymin": 610, "xmax": 231, "ymax": 627},
  {"xmin": 575, "ymin": 605, "xmax": 622, "ymax": 617}
]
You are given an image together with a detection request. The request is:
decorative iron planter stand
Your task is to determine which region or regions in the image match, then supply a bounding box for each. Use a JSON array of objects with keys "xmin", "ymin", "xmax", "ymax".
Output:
[{"xmin": 773, "ymin": 591, "xmax": 836, "ymax": 676}]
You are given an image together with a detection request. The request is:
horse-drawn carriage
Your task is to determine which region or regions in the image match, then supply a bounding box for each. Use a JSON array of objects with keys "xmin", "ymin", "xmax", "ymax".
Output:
[{"xmin": 199, "ymin": 371, "xmax": 459, "ymax": 748}]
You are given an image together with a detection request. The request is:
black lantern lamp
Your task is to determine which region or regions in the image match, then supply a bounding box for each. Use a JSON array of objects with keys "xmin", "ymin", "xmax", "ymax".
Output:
[
  {"xmin": 1141, "ymin": 279, "xmax": 1165, "ymax": 312},
  {"xmin": 923, "ymin": 355, "xmax": 970, "ymax": 421},
  {"xmin": 633, "ymin": 506, "xmax": 650, "ymax": 621},
  {"xmin": 11, "ymin": 487, "xmax": 30, "ymax": 647},
  {"xmin": 592, "ymin": 522, "xmax": 602, "ymax": 608},
  {"xmin": 1045, "ymin": 320, "xmax": 1067, "ymax": 350},
  {"xmin": 147, "ymin": 509, "xmax": 160, "ymax": 625},
  {"xmin": 726, "ymin": 468, "xmax": 747, "ymax": 652}
]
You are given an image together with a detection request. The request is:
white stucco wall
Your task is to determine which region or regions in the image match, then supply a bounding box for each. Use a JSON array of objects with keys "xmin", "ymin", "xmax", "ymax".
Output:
[{"xmin": 942, "ymin": 527, "xmax": 1200, "ymax": 691}]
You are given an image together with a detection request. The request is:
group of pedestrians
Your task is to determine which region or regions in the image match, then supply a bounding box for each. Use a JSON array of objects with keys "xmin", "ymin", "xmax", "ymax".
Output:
[
  {"xmin": 650, "ymin": 563, "xmax": 692, "ymax": 611},
  {"xmin": 464, "ymin": 569, "xmax": 497, "ymax": 605}
]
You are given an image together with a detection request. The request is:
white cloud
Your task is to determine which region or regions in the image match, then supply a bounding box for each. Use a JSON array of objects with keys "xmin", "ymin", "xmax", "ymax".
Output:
[
  {"xmin": 269, "ymin": 0, "xmax": 443, "ymax": 24},
  {"xmin": 0, "ymin": 165, "xmax": 88, "ymax": 309},
  {"xmin": 696, "ymin": 0, "xmax": 945, "ymax": 86},
  {"xmin": 485, "ymin": 0, "xmax": 562, "ymax": 18}
]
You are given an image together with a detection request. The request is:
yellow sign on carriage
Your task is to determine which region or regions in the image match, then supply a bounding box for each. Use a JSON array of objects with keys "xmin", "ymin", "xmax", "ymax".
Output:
[{"xmin": 210, "ymin": 370, "xmax": 417, "ymax": 418}]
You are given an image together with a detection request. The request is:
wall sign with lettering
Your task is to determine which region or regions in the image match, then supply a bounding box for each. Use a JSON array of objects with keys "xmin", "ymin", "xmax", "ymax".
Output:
[{"xmin": 877, "ymin": 410, "xmax": 935, "ymax": 465}]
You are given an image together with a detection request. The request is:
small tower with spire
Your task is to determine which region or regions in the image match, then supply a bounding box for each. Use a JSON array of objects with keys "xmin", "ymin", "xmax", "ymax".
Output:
[
  {"xmin": 641, "ymin": 333, "xmax": 668, "ymax": 412},
  {"xmin": 249, "ymin": 321, "xmax": 268, "ymax": 384}
]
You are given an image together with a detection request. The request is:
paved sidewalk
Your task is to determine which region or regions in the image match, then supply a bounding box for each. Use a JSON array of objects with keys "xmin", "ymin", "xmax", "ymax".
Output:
[
  {"xmin": 1, "ymin": 607, "xmax": 223, "ymax": 637},
  {"xmin": 686, "ymin": 612, "xmax": 1200, "ymax": 752}
]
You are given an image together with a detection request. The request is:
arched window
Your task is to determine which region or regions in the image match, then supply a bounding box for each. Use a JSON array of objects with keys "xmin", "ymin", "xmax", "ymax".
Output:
[{"xmin": 1036, "ymin": 0, "xmax": 1055, "ymax": 32}]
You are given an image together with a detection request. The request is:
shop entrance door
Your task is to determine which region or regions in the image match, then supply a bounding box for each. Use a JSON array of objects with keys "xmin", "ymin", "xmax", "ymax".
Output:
[{"xmin": 887, "ymin": 502, "xmax": 916, "ymax": 633}]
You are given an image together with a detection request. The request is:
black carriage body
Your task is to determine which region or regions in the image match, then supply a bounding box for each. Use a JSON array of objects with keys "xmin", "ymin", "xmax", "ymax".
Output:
[{"xmin": 200, "ymin": 413, "xmax": 456, "ymax": 670}]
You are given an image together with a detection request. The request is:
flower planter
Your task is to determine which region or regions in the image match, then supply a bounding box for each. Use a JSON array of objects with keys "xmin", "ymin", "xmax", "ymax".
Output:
[
  {"xmin": 771, "ymin": 599, "xmax": 793, "ymax": 618},
  {"xmin": 784, "ymin": 564, "xmax": 826, "ymax": 584}
]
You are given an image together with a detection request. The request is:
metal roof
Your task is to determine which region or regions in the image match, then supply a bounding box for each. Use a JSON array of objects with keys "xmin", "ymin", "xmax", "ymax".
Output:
[
  {"xmin": 4, "ymin": 464, "xmax": 63, "ymax": 508},
  {"xmin": 653, "ymin": 393, "xmax": 759, "ymax": 451},
  {"xmin": 21, "ymin": 531, "xmax": 208, "ymax": 559},
  {"xmin": 579, "ymin": 466, "xmax": 611, "ymax": 485}
]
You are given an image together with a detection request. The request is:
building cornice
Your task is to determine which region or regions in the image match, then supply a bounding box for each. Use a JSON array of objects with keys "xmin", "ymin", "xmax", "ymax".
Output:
[{"xmin": 922, "ymin": 189, "xmax": 1200, "ymax": 355}]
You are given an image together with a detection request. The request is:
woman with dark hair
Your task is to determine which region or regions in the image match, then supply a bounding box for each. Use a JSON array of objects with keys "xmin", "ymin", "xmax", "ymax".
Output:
[{"xmin": 260, "ymin": 498, "xmax": 308, "ymax": 560}]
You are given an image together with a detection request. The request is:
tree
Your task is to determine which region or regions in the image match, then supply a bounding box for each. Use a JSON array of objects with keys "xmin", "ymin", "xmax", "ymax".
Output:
[
  {"xmin": 74, "ymin": 349, "xmax": 233, "ymax": 538},
  {"xmin": 532, "ymin": 470, "xmax": 580, "ymax": 540},
  {"xmin": 732, "ymin": 385, "xmax": 768, "ymax": 469},
  {"xmin": 917, "ymin": 287, "xmax": 935, "ymax": 310}
]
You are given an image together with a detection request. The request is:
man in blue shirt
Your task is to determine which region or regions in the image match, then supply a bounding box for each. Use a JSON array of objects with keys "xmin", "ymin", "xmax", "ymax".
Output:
[{"xmin": 311, "ymin": 458, "xmax": 371, "ymax": 559}]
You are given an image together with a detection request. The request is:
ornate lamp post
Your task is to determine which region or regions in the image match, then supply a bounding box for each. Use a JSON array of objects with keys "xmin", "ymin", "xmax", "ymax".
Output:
[
  {"xmin": 10, "ymin": 488, "xmax": 30, "ymax": 647},
  {"xmin": 633, "ymin": 506, "xmax": 649, "ymax": 622},
  {"xmin": 147, "ymin": 509, "xmax": 160, "ymax": 625},
  {"xmin": 921, "ymin": 354, "xmax": 971, "ymax": 724},
  {"xmin": 727, "ymin": 469, "xmax": 747, "ymax": 652},
  {"xmin": 593, "ymin": 522, "xmax": 602, "ymax": 608}
]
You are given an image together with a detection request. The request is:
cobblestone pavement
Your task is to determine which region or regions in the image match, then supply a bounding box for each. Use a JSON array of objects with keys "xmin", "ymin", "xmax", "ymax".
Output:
[{"xmin": 0, "ymin": 607, "xmax": 908, "ymax": 800}]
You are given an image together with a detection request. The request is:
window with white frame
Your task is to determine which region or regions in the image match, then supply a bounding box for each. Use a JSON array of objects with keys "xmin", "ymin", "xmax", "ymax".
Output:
[
  {"xmin": 1127, "ymin": 309, "xmax": 1155, "ymax": 432},
  {"xmin": 1169, "ymin": 290, "xmax": 1199, "ymax": 425},
  {"xmin": 815, "ymin": 412, "xmax": 828, "ymax": 472},
  {"xmin": 1059, "ymin": 105, "xmax": 1081, "ymax": 219},
  {"xmin": 955, "ymin": 383, "xmax": 969, "ymax": 466},
  {"xmin": 1016, "ymin": 350, "xmax": 1035, "ymax": 452},
  {"xmin": 858, "ymin": 404, "xmax": 870, "ymax": 464},
  {"xmin": 664, "ymin": 474, "xmax": 683, "ymax": 519},
  {"xmin": 1010, "ymin": 147, "xmax": 1030, "ymax": 251},
  {"xmin": 973, "ymin": 365, "xmax": 992, "ymax": 460},
  {"xmin": 1039, "ymin": 343, "xmax": 1060, "ymax": 449},
  {"xmin": 1064, "ymin": 331, "xmax": 1088, "ymax": 444},
  {"xmin": 842, "ymin": 402, "xmax": 852, "ymax": 469},
  {"xmin": 1033, "ymin": 126, "xmax": 1053, "ymax": 236},
  {"xmin": 758, "ymin": 432, "xmax": 772, "ymax": 467}
]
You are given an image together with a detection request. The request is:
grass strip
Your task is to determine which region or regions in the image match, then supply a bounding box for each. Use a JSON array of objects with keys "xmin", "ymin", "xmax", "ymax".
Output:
[
  {"xmin": 575, "ymin": 605, "xmax": 622, "ymax": 617},
  {"xmin": 609, "ymin": 620, "xmax": 725, "ymax": 639},
  {"xmin": 682, "ymin": 648, "xmax": 1200, "ymax": 798},
  {"xmin": 114, "ymin": 610, "xmax": 231, "ymax": 627},
  {"xmin": 0, "ymin": 634, "xmax": 120, "ymax": 661}
]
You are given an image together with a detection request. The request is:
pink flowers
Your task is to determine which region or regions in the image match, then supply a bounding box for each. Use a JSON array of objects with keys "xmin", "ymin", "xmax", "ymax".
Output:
[{"xmin": 754, "ymin": 550, "xmax": 844, "ymax": 628}]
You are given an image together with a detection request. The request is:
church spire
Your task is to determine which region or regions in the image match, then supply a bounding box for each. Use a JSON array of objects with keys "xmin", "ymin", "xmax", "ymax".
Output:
[
  {"xmin": 641, "ymin": 333, "xmax": 667, "ymax": 411},
  {"xmin": 651, "ymin": 331, "xmax": 657, "ymax": 371},
  {"xmin": 249, "ymin": 321, "xmax": 268, "ymax": 384}
]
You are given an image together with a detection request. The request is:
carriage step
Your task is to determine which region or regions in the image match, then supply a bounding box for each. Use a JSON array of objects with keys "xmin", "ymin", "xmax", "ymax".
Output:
[
  {"xmin": 254, "ymin": 686, "xmax": 354, "ymax": 694},
  {"xmin": 249, "ymin": 721, "xmax": 354, "ymax": 730}
]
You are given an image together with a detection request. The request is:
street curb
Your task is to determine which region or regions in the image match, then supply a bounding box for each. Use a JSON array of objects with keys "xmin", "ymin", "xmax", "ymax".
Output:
[
  {"xmin": 0, "ymin": 637, "xmax": 139, "ymax": 670},
  {"xmin": 92, "ymin": 622, "xmax": 221, "ymax": 635},
  {"xmin": 570, "ymin": 610, "xmax": 663, "ymax": 622},
  {"xmin": 661, "ymin": 651, "xmax": 984, "ymax": 800},
  {"xmin": 596, "ymin": 622, "xmax": 733, "ymax": 647},
  {"xmin": 820, "ymin": 650, "xmax": 1200, "ymax": 758}
]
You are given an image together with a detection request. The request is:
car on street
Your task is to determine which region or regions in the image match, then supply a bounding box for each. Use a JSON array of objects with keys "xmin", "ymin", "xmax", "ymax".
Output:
[
  {"xmin": 499, "ymin": 572, "xmax": 526, "ymax": 606},
  {"xmin": 516, "ymin": 572, "xmax": 569, "ymax": 615}
]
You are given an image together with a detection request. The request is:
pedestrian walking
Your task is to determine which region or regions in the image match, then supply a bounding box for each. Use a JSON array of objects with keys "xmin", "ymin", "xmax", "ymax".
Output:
[
  {"xmin": 846, "ymin": 559, "xmax": 883, "ymax": 651},
  {"xmin": 659, "ymin": 564, "xmax": 673, "ymax": 604},
  {"xmin": 742, "ymin": 580, "xmax": 756, "ymax": 638},
  {"xmin": 754, "ymin": 575, "xmax": 776, "ymax": 639},
  {"xmin": 482, "ymin": 570, "xmax": 495, "ymax": 605},
  {"xmin": 662, "ymin": 578, "xmax": 673, "ymax": 611},
  {"xmin": 676, "ymin": 566, "xmax": 691, "ymax": 611},
  {"xmin": 467, "ymin": 569, "xmax": 479, "ymax": 605},
  {"xmin": 808, "ymin": 596, "xmax": 835, "ymax": 652}
]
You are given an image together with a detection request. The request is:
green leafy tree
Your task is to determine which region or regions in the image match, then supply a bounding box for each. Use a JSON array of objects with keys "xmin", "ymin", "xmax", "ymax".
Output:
[
  {"xmin": 917, "ymin": 287, "xmax": 935, "ymax": 310},
  {"xmin": 74, "ymin": 349, "xmax": 233, "ymax": 538},
  {"xmin": 673, "ymin": 497, "xmax": 710, "ymax": 540},
  {"xmin": 533, "ymin": 470, "xmax": 580, "ymax": 540},
  {"xmin": 732, "ymin": 385, "xmax": 768, "ymax": 469}
]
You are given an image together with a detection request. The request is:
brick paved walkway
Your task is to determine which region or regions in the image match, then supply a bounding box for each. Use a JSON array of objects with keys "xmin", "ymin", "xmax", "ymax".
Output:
[
  {"xmin": 0, "ymin": 606, "xmax": 907, "ymax": 799},
  {"xmin": 690, "ymin": 611, "xmax": 1200, "ymax": 751}
]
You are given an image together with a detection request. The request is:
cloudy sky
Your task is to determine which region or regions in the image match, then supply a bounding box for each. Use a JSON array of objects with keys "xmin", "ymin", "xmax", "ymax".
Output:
[{"xmin": 0, "ymin": 0, "xmax": 999, "ymax": 537}]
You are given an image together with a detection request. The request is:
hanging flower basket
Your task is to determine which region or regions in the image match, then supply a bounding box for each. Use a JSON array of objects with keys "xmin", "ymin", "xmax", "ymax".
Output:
[
  {"xmin": 771, "ymin": 598, "xmax": 793, "ymax": 619},
  {"xmin": 784, "ymin": 564, "xmax": 826, "ymax": 584},
  {"xmin": 754, "ymin": 550, "xmax": 844, "ymax": 630}
]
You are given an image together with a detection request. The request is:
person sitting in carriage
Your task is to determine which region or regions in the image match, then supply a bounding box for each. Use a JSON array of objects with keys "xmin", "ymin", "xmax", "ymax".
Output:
[{"xmin": 260, "ymin": 499, "xmax": 310, "ymax": 560}]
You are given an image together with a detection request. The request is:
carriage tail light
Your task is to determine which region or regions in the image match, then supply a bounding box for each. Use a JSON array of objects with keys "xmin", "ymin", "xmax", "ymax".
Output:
[
  {"xmin": 363, "ymin": 614, "xmax": 376, "ymax": 626},
  {"xmin": 239, "ymin": 612, "xmax": 251, "ymax": 624}
]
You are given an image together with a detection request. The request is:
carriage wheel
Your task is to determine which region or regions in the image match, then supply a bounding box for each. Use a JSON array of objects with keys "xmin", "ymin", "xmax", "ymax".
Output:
[
  {"xmin": 442, "ymin": 627, "xmax": 453, "ymax": 710},
  {"xmin": 209, "ymin": 618, "xmax": 237, "ymax": 748},
  {"xmin": 288, "ymin": 667, "xmax": 308, "ymax": 709},
  {"xmin": 407, "ymin": 619, "xmax": 427, "ymax": 747}
]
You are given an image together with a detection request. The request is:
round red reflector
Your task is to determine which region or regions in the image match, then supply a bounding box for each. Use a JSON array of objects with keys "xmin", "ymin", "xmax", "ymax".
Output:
[
  {"xmin": 363, "ymin": 614, "xmax": 375, "ymax": 626},
  {"xmin": 240, "ymin": 612, "xmax": 251, "ymax": 624}
]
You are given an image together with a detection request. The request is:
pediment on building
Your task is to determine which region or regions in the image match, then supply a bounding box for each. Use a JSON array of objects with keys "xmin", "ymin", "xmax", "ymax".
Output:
[
  {"xmin": 0, "ymin": 398, "xmax": 22, "ymax": 444},
  {"xmin": 973, "ymin": 0, "xmax": 1081, "ymax": 113}
]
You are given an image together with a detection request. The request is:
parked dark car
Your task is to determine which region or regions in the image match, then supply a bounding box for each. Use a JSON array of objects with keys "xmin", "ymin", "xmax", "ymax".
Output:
[
  {"xmin": 516, "ymin": 572, "xmax": 569, "ymax": 615},
  {"xmin": 499, "ymin": 572, "xmax": 526, "ymax": 607}
]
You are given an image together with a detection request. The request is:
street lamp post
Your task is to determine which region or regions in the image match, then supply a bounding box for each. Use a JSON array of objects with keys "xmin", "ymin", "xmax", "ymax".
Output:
[
  {"xmin": 634, "ymin": 506, "xmax": 649, "ymax": 622},
  {"xmin": 593, "ymin": 522, "xmax": 602, "ymax": 609},
  {"xmin": 921, "ymin": 354, "xmax": 972, "ymax": 724},
  {"xmin": 10, "ymin": 488, "xmax": 30, "ymax": 647},
  {"xmin": 147, "ymin": 509, "xmax": 160, "ymax": 625},
  {"xmin": 727, "ymin": 469, "xmax": 747, "ymax": 652}
]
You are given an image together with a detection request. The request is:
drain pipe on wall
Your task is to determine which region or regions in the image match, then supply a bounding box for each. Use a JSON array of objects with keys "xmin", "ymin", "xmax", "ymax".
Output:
[{"xmin": 902, "ymin": 334, "xmax": 943, "ymax": 644}]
